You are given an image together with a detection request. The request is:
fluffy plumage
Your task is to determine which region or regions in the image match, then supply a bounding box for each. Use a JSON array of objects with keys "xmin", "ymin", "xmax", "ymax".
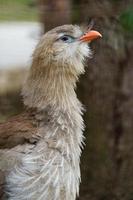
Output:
[{"xmin": 0, "ymin": 24, "xmax": 91, "ymax": 200}]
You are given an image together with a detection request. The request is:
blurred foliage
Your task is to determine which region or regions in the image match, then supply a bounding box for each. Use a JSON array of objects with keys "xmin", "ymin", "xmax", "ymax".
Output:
[
  {"xmin": 120, "ymin": 8, "xmax": 133, "ymax": 33},
  {"xmin": 0, "ymin": 0, "xmax": 38, "ymax": 21},
  {"xmin": 0, "ymin": 0, "xmax": 36, "ymax": 7}
]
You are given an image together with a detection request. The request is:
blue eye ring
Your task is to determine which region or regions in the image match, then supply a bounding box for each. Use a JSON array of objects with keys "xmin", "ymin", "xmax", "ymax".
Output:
[{"xmin": 59, "ymin": 35, "xmax": 75, "ymax": 43}]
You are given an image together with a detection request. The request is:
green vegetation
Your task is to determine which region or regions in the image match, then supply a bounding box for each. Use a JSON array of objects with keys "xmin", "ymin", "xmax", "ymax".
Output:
[
  {"xmin": 120, "ymin": 8, "xmax": 133, "ymax": 33},
  {"xmin": 0, "ymin": 0, "xmax": 33, "ymax": 4},
  {"xmin": 0, "ymin": 0, "xmax": 38, "ymax": 21}
]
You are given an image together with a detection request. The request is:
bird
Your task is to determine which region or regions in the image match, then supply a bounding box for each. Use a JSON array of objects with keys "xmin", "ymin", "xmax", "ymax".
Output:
[{"xmin": 0, "ymin": 24, "xmax": 101, "ymax": 200}]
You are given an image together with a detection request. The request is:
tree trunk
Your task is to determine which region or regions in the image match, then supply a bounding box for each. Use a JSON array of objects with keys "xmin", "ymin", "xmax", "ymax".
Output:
[
  {"xmin": 38, "ymin": 0, "xmax": 71, "ymax": 32},
  {"xmin": 76, "ymin": 1, "xmax": 133, "ymax": 199}
]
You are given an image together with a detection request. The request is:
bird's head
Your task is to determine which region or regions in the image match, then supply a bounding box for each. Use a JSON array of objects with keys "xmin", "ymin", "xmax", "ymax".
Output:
[
  {"xmin": 23, "ymin": 25, "xmax": 101, "ymax": 108},
  {"xmin": 32, "ymin": 24, "xmax": 102, "ymax": 77}
]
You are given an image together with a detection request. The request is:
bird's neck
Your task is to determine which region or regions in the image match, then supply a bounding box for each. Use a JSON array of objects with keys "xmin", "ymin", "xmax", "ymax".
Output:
[
  {"xmin": 22, "ymin": 64, "xmax": 80, "ymax": 113},
  {"xmin": 22, "ymin": 65, "xmax": 85, "ymax": 188}
]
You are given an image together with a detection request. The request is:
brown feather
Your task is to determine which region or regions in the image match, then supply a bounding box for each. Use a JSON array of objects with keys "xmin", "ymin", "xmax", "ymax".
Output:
[{"xmin": 0, "ymin": 110, "xmax": 38, "ymax": 149}]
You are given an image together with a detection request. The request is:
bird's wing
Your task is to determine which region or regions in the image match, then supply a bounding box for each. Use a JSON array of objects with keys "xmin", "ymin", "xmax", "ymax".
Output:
[
  {"xmin": 0, "ymin": 111, "xmax": 38, "ymax": 149},
  {"xmin": 0, "ymin": 111, "xmax": 39, "ymax": 198}
]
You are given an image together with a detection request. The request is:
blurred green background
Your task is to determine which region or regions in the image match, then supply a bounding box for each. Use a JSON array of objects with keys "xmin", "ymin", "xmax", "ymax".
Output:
[
  {"xmin": 0, "ymin": 0, "xmax": 38, "ymax": 21},
  {"xmin": 0, "ymin": 0, "xmax": 133, "ymax": 199}
]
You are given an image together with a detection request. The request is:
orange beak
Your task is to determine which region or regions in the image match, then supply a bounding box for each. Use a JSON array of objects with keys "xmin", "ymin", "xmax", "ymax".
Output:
[{"xmin": 79, "ymin": 30, "xmax": 102, "ymax": 42}]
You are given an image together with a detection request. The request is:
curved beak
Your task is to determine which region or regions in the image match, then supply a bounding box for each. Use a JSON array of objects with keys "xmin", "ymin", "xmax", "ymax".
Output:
[{"xmin": 79, "ymin": 30, "xmax": 102, "ymax": 42}]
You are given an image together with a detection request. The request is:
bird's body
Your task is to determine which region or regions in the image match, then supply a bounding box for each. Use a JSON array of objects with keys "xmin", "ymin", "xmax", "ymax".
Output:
[
  {"xmin": 0, "ymin": 25, "xmax": 101, "ymax": 200},
  {"xmin": 0, "ymin": 105, "xmax": 83, "ymax": 200}
]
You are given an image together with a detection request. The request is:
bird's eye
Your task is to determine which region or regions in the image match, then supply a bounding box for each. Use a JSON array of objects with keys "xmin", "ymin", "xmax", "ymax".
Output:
[{"xmin": 60, "ymin": 35, "xmax": 75, "ymax": 43}]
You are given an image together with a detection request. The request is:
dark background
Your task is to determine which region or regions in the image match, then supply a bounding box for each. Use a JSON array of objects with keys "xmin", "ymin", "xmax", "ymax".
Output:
[{"xmin": 0, "ymin": 0, "xmax": 133, "ymax": 199}]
